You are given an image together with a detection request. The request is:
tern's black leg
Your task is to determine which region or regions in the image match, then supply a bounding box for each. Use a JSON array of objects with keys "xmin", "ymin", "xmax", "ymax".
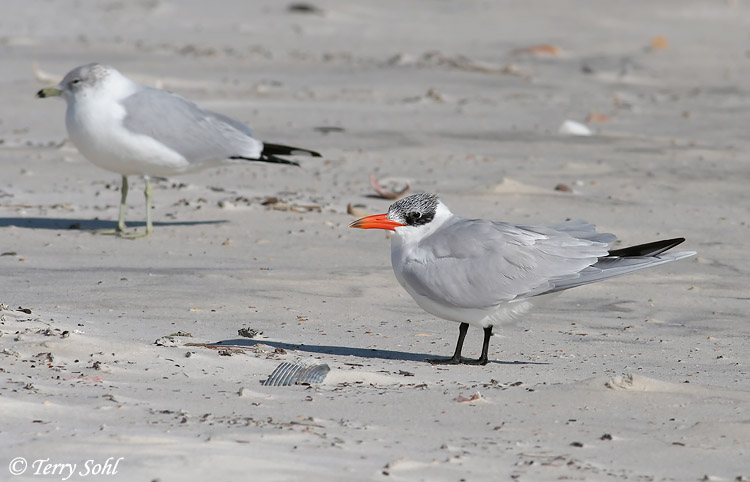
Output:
[
  {"xmin": 462, "ymin": 325, "xmax": 493, "ymax": 366},
  {"xmin": 427, "ymin": 323, "xmax": 469, "ymax": 365}
]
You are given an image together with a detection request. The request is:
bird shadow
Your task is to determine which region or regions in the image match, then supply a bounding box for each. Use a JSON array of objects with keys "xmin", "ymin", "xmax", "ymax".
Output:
[
  {"xmin": 0, "ymin": 217, "xmax": 227, "ymax": 230},
  {"xmin": 212, "ymin": 338, "xmax": 550, "ymax": 366}
]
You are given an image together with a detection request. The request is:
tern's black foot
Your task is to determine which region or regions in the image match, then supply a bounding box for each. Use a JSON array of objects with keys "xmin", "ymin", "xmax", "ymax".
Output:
[
  {"xmin": 426, "ymin": 356, "xmax": 462, "ymax": 365},
  {"xmin": 427, "ymin": 356, "xmax": 488, "ymax": 366},
  {"xmin": 461, "ymin": 356, "xmax": 489, "ymax": 366},
  {"xmin": 429, "ymin": 323, "xmax": 492, "ymax": 366}
]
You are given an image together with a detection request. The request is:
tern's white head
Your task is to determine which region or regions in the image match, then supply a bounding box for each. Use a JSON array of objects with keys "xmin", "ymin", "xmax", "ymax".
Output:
[
  {"xmin": 349, "ymin": 193, "xmax": 453, "ymax": 240},
  {"xmin": 36, "ymin": 63, "xmax": 133, "ymax": 104}
]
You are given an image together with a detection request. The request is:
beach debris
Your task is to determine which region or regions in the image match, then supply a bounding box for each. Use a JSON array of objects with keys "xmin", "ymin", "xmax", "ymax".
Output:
[
  {"xmin": 492, "ymin": 177, "xmax": 550, "ymax": 195},
  {"xmin": 32, "ymin": 63, "xmax": 60, "ymax": 84},
  {"xmin": 558, "ymin": 120, "xmax": 593, "ymax": 136},
  {"xmin": 510, "ymin": 44, "xmax": 561, "ymax": 57},
  {"xmin": 388, "ymin": 51, "xmax": 519, "ymax": 75},
  {"xmin": 287, "ymin": 3, "xmax": 324, "ymax": 15},
  {"xmin": 262, "ymin": 359, "xmax": 330, "ymax": 386},
  {"xmin": 313, "ymin": 126, "xmax": 345, "ymax": 134},
  {"xmin": 403, "ymin": 87, "xmax": 447, "ymax": 103},
  {"xmin": 649, "ymin": 35, "xmax": 668, "ymax": 51},
  {"xmin": 34, "ymin": 352, "xmax": 54, "ymax": 363},
  {"xmin": 238, "ymin": 327, "xmax": 261, "ymax": 338},
  {"xmin": 586, "ymin": 111, "xmax": 611, "ymax": 123},
  {"xmin": 218, "ymin": 196, "xmax": 252, "ymax": 209},
  {"xmin": 346, "ymin": 203, "xmax": 369, "ymax": 217},
  {"xmin": 154, "ymin": 332, "xmax": 192, "ymax": 347},
  {"xmin": 262, "ymin": 196, "xmax": 322, "ymax": 213},
  {"xmin": 456, "ymin": 391, "xmax": 483, "ymax": 403},
  {"xmin": 554, "ymin": 183, "xmax": 572, "ymax": 192},
  {"xmin": 369, "ymin": 173, "xmax": 410, "ymax": 199},
  {"xmin": 154, "ymin": 336, "xmax": 181, "ymax": 347}
]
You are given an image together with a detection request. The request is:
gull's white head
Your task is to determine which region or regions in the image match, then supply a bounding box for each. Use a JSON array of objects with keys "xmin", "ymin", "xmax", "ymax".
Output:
[
  {"xmin": 36, "ymin": 63, "xmax": 130, "ymax": 104},
  {"xmin": 349, "ymin": 193, "xmax": 453, "ymax": 239}
]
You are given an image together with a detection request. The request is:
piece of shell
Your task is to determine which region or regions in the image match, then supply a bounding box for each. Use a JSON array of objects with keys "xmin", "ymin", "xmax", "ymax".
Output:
[
  {"xmin": 347, "ymin": 203, "xmax": 369, "ymax": 217},
  {"xmin": 456, "ymin": 391, "xmax": 484, "ymax": 403},
  {"xmin": 369, "ymin": 173, "xmax": 410, "ymax": 199},
  {"xmin": 650, "ymin": 35, "xmax": 668, "ymax": 50},
  {"xmin": 32, "ymin": 63, "xmax": 60, "ymax": 84},
  {"xmin": 510, "ymin": 44, "xmax": 561, "ymax": 56},
  {"xmin": 262, "ymin": 360, "xmax": 330, "ymax": 386},
  {"xmin": 558, "ymin": 120, "xmax": 593, "ymax": 136},
  {"xmin": 586, "ymin": 111, "xmax": 611, "ymax": 123}
]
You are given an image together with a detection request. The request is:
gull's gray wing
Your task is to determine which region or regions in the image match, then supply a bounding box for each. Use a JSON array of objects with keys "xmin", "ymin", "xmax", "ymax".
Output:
[
  {"xmin": 121, "ymin": 87, "xmax": 262, "ymax": 164},
  {"xmin": 398, "ymin": 218, "xmax": 612, "ymax": 309}
]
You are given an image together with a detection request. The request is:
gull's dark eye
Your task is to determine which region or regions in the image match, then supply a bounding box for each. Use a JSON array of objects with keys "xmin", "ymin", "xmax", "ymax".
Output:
[{"xmin": 71, "ymin": 78, "xmax": 81, "ymax": 85}]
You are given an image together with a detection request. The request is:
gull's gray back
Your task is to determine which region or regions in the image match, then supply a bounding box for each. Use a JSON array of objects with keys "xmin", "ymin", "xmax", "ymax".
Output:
[{"xmin": 121, "ymin": 87, "xmax": 262, "ymax": 167}]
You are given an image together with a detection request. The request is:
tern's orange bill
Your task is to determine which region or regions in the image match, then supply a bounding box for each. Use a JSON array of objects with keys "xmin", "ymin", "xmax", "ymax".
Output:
[{"xmin": 348, "ymin": 214, "xmax": 405, "ymax": 231}]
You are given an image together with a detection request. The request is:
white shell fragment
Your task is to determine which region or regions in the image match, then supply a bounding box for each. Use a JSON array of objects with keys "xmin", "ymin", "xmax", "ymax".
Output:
[
  {"xmin": 262, "ymin": 359, "xmax": 330, "ymax": 386},
  {"xmin": 558, "ymin": 120, "xmax": 593, "ymax": 136}
]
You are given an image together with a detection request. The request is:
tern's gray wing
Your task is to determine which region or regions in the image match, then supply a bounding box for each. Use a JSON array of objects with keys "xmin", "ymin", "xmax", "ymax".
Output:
[
  {"xmin": 536, "ymin": 219, "xmax": 617, "ymax": 244},
  {"xmin": 399, "ymin": 218, "xmax": 611, "ymax": 309},
  {"xmin": 121, "ymin": 87, "xmax": 262, "ymax": 164},
  {"xmin": 547, "ymin": 250, "xmax": 695, "ymax": 293}
]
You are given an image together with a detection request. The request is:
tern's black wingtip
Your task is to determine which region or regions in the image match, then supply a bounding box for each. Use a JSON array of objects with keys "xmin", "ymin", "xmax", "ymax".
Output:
[{"xmin": 608, "ymin": 237, "xmax": 686, "ymax": 258}]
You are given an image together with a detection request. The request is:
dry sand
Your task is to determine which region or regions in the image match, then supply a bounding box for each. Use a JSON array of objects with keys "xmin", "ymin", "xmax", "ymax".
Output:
[{"xmin": 1, "ymin": 1, "xmax": 749, "ymax": 480}]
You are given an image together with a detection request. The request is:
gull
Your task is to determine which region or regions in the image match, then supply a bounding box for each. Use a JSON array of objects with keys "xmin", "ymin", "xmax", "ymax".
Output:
[
  {"xmin": 349, "ymin": 193, "xmax": 695, "ymax": 365},
  {"xmin": 37, "ymin": 63, "xmax": 321, "ymax": 238}
]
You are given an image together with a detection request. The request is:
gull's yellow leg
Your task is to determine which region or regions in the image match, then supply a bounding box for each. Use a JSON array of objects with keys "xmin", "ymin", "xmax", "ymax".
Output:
[
  {"xmin": 96, "ymin": 175, "xmax": 129, "ymax": 236},
  {"xmin": 117, "ymin": 175, "xmax": 129, "ymax": 233},
  {"xmin": 118, "ymin": 176, "xmax": 152, "ymax": 239}
]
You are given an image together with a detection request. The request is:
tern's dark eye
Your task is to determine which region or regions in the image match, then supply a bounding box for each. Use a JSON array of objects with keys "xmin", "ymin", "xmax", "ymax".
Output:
[{"xmin": 404, "ymin": 212, "xmax": 423, "ymax": 225}]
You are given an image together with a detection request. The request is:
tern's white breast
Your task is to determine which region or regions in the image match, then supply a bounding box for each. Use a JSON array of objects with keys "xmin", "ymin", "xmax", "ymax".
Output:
[
  {"xmin": 390, "ymin": 227, "xmax": 532, "ymax": 329},
  {"xmin": 392, "ymin": 262, "xmax": 532, "ymax": 329}
]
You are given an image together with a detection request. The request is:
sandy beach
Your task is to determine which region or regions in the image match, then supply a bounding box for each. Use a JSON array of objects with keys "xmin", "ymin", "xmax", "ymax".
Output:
[{"xmin": 2, "ymin": 1, "xmax": 749, "ymax": 480}]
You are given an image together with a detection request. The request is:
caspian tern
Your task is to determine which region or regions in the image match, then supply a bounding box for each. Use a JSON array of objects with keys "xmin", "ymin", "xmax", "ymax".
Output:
[
  {"xmin": 37, "ymin": 63, "xmax": 321, "ymax": 238},
  {"xmin": 349, "ymin": 193, "xmax": 695, "ymax": 366}
]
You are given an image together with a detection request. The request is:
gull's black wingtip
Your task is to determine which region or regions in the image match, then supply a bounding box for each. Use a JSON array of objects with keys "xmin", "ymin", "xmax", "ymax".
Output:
[
  {"xmin": 262, "ymin": 142, "xmax": 322, "ymax": 159},
  {"xmin": 608, "ymin": 237, "xmax": 686, "ymax": 258},
  {"xmin": 230, "ymin": 155, "xmax": 300, "ymax": 167}
]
